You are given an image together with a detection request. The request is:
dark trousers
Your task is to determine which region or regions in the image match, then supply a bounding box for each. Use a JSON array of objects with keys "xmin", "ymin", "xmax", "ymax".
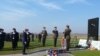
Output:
[
  {"xmin": 42, "ymin": 36, "xmax": 46, "ymax": 47},
  {"xmin": 23, "ymin": 43, "xmax": 27, "ymax": 54},
  {"xmin": 26, "ymin": 41, "xmax": 30, "ymax": 49},
  {"xmin": 54, "ymin": 37, "xmax": 58, "ymax": 47},
  {"xmin": 0, "ymin": 41, "xmax": 4, "ymax": 50},
  {"xmin": 66, "ymin": 38, "xmax": 70, "ymax": 51},
  {"xmin": 0, "ymin": 42, "xmax": 2, "ymax": 49},
  {"xmin": 65, "ymin": 35, "xmax": 71, "ymax": 51},
  {"xmin": 38, "ymin": 37, "xmax": 41, "ymax": 42},
  {"xmin": 12, "ymin": 41, "xmax": 18, "ymax": 50}
]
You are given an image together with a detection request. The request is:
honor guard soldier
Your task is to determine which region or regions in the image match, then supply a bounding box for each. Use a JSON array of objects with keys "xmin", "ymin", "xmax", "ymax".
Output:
[
  {"xmin": 11, "ymin": 28, "xmax": 19, "ymax": 50},
  {"xmin": 64, "ymin": 25, "xmax": 71, "ymax": 51},
  {"xmin": 0, "ymin": 28, "xmax": 6, "ymax": 50},
  {"xmin": 52, "ymin": 27, "xmax": 59, "ymax": 47},
  {"xmin": 41, "ymin": 27, "xmax": 48, "ymax": 47}
]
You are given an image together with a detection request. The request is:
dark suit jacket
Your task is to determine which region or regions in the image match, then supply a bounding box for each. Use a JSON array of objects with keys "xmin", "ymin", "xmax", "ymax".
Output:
[
  {"xmin": 22, "ymin": 32, "xmax": 31, "ymax": 43},
  {"xmin": 0, "ymin": 32, "xmax": 6, "ymax": 42},
  {"xmin": 11, "ymin": 32, "xmax": 19, "ymax": 42}
]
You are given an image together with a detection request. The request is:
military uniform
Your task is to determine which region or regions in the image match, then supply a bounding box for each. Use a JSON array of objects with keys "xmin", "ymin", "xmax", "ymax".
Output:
[
  {"xmin": 41, "ymin": 28, "xmax": 48, "ymax": 47},
  {"xmin": 64, "ymin": 26, "xmax": 71, "ymax": 51},
  {"xmin": 52, "ymin": 29, "xmax": 59, "ymax": 47}
]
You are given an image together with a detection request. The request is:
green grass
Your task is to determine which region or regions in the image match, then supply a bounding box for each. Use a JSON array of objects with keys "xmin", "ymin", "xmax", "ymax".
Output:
[
  {"xmin": 72, "ymin": 50, "xmax": 100, "ymax": 56},
  {"xmin": 0, "ymin": 37, "xmax": 78, "ymax": 55},
  {"xmin": 0, "ymin": 37, "xmax": 62, "ymax": 55},
  {"xmin": 0, "ymin": 37, "xmax": 100, "ymax": 56}
]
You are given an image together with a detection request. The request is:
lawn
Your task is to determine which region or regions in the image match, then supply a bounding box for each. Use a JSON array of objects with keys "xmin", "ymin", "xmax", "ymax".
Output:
[
  {"xmin": 0, "ymin": 36, "xmax": 100, "ymax": 56},
  {"xmin": 72, "ymin": 50, "xmax": 100, "ymax": 56},
  {"xmin": 0, "ymin": 37, "xmax": 62, "ymax": 55}
]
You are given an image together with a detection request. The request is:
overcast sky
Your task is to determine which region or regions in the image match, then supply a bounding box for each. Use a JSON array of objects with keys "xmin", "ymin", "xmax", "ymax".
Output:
[{"xmin": 0, "ymin": 0, "xmax": 100, "ymax": 33}]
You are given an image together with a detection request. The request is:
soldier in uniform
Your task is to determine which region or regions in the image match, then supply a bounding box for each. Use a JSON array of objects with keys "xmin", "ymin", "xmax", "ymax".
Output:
[
  {"xmin": 0, "ymin": 28, "xmax": 6, "ymax": 50},
  {"xmin": 52, "ymin": 27, "xmax": 59, "ymax": 47},
  {"xmin": 41, "ymin": 27, "xmax": 48, "ymax": 47},
  {"xmin": 11, "ymin": 28, "xmax": 19, "ymax": 50},
  {"xmin": 64, "ymin": 25, "xmax": 71, "ymax": 51}
]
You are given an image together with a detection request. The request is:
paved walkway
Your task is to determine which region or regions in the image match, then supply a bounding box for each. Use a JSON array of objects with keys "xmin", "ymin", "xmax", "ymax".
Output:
[
  {"xmin": 0, "ymin": 48, "xmax": 86, "ymax": 56},
  {"xmin": 0, "ymin": 48, "xmax": 77, "ymax": 56},
  {"xmin": 1, "ymin": 51, "xmax": 74, "ymax": 56}
]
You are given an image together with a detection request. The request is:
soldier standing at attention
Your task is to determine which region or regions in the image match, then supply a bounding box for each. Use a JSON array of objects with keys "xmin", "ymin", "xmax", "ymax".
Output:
[
  {"xmin": 41, "ymin": 27, "xmax": 48, "ymax": 47},
  {"xmin": 64, "ymin": 25, "xmax": 71, "ymax": 51},
  {"xmin": 52, "ymin": 27, "xmax": 59, "ymax": 47},
  {"xmin": 0, "ymin": 28, "xmax": 6, "ymax": 50},
  {"xmin": 11, "ymin": 28, "xmax": 19, "ymax": 50}
]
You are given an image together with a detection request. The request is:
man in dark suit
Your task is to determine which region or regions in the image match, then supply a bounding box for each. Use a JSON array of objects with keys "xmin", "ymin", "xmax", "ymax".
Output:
[
  {"xmin": 25, "ymin": 29, "xmax": 31, "ymax": 49},
  {"xmin": 22, "ymin": 29, "xmax": 31, "ymax": 55},
  {"xmin": 0, "ymin": 28, "xmax": 6, "ymax": 50},
  {"xmin": 52, "ymin": 27, "xmax": 59, "ymax": 47},
  {"xmin": 64, "ymin": 25, "xmax": 71, "ymax": 51},
  {"xmin": 11, "ymin": 28, "xmax": 19, "ymax": 50},
  {"xmin": 41, "ymin": 27, "xmax": 48, "ymax": 47}
]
